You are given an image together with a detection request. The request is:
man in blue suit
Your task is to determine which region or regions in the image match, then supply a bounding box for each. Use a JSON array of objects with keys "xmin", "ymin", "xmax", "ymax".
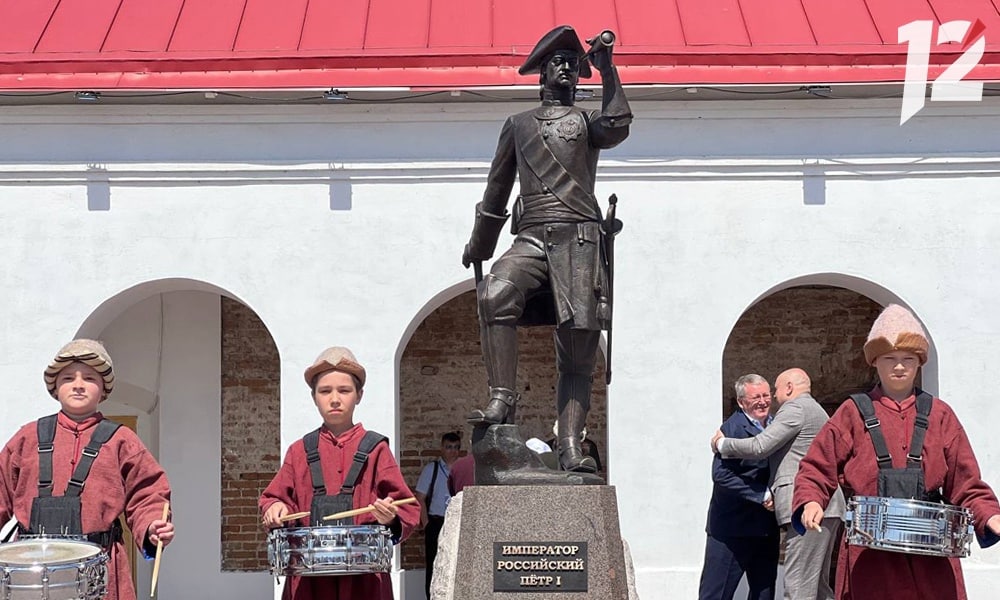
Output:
[{"xmin": 698, "ymin": 374, "xmax": 779, "ymax": 600}]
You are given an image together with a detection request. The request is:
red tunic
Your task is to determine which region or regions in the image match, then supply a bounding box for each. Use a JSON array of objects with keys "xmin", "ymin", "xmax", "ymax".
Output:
[
  {"xmin": 0, "ymin": 412, "xmax": 171, "ymax": 600},
  {"xmin": 792, "ymin": 388, "xmax": 1000, "ymax": 600},
  {"xmin": 259, "ymin": 423, "xmax": 418, "ymax": 600},
  {"xmin": 447, "ymin": 454, "xmax": 475, "ymax": 495}
]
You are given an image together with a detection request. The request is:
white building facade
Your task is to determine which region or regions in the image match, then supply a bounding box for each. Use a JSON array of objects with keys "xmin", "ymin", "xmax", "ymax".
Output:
[{"xmin": 2, "ymin": 96, "xmax": 1000, "ymax": 597}]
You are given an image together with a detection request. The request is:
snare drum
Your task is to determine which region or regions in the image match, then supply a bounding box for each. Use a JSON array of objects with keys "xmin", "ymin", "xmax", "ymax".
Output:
[
  {"xmin": 845, "ymin": 496, "xmax": 975, "ymax": 558},
  {"xmin": 268, "ymin": 525, "xmax": 392, "ymax": 577},
  {"xmin": 0, "ymin": 537, "xmax": 108, "ymax": 599}
]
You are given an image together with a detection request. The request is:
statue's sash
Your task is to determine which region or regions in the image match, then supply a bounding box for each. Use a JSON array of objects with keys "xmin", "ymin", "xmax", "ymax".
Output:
[{"xmin": 517, "ymin": 112, "xmax": 602, "ymax": 222}]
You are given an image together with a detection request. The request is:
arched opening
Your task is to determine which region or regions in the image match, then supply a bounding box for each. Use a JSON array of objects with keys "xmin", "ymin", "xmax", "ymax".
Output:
[
  {"xmin": 722, "ymin": 285, "xmax": 882, "ymax": 416},
  {"xmin": 719, "ymin": 277, "xmax": 938, "ymax": 591},
  {"xmin": 396, "ymin": 286, "xmax": 608, "ymax": 571},
  {"xmin": 721, "ymin": 277, "xmax": 938, "ymax": 418},
  {"xmin": 76, "ymin": 279, "xmax": 278, "ymax": 597},
  {"xmin": 218, "ymin": 297, "xmax": 280, "ymax": 572}
]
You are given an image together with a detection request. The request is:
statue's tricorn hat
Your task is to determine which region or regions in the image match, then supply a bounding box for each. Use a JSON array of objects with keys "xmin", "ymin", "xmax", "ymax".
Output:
[{"xmin": 518, "ymin": 25, "xmax": 593, "ymax": 79}]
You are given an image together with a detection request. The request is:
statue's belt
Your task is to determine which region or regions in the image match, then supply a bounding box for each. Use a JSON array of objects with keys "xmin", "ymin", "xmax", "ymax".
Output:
[
  {"xmin": 514, "ymin": 193, "xmax": 598, "ymax": 231},
  {"xmin": 517, "ymin": 193, "xmax": 597, "ymax": 217}
]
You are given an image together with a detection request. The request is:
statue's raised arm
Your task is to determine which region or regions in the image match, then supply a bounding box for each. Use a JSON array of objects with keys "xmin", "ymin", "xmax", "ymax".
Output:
[{"xmin": 583, "ymin": 30, "xmax": 632, "ymax": 144}]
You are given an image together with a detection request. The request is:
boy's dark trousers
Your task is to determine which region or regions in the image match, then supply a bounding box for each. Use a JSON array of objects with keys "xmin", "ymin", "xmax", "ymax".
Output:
[{"xmin": 424, "ymin": 514, "xmax": 446, "ymax": 598}]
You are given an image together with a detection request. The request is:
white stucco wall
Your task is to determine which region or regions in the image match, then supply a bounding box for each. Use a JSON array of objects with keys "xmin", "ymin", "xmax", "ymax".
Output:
[
  {"xmin": 90, "ymin": 291, "xmax": 272, "ymax": 597},
  {"xmin": 1, "ymin": 97, "xmax": 1000, "ymax": 597}
]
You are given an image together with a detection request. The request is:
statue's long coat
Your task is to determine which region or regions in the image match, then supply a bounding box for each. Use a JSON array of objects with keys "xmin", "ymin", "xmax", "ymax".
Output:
[{"xmin": 480, "ymin": 104, "xmax": 628, "ymax": 330}]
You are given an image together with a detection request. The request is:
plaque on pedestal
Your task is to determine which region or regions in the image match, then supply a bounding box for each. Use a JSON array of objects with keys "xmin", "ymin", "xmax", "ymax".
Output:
[{"xmin": 431, "ymin": 486, "xmax": 638, "ymax": 599}]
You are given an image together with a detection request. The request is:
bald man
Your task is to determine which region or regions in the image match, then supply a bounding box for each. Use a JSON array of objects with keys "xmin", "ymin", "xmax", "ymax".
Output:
[{"xmin": 711, "ymin": 369, "xmax": 845, "ymax": 600}]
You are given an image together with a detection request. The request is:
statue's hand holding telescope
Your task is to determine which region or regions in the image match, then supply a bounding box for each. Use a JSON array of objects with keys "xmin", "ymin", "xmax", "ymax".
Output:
[{"xmin": 584, "ymin": 30, "xmax": 616, "ymax": 74}]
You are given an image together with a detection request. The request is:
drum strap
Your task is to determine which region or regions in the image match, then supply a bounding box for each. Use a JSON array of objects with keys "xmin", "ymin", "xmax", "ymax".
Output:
[
  {"xmin": 86, "ymin": 517, "xmax": 123, "ymax": 550},
  {"xmin": 851, "ymin": 390, "xmax": 934, "ymax": 469},
  {"xmin": 36, "ymin": 415, "xmax": 57, "ymax": 497},
  {"xmin": 303, "ymin": 429, "xmax": 326, "ymax": 496},
  {"xmin": 340, "ymin": 431, "xmax": 389, "ymax": 495},
  {"xmin": 36, "ymin": 416, "xmax": 121, "ymax": 497},
  {"xmin": 908, "ymin": 392, "xmax": 934, "ymax": 465},
  {"xmin": 17, "ymin": 518, "xmax": 122, "ymax": 547},
  {"xmin": 31, "ymin": 416, "xmax": 122, "ymax": 539},
  {"xmin": 425, "ymin": 459, "xmax": 440, "ymax": 514},
  {"xmin": 302, "ymin": 429, "xmax": 388, "ymax": 496}
]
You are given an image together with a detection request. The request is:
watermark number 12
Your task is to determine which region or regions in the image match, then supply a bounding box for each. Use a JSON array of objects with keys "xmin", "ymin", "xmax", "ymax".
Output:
[{"xmin": 899, "ymin": 19, "xmax": 985, "ymax": 125}]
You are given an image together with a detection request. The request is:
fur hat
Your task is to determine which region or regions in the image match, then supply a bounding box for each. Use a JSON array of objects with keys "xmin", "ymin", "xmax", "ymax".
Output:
[
  {"xmin": 863, "ymin": 304, "xmax": 929, "ymax": 365},
  {"xmin": 44, "ymin": 339, "xmax": 115, "ymax": 400},
  {"xmin": 518, "ymin": 25, "xmax": 593, "ymax": 79},
  {"xmin": 304, "ymin": 346, "xmax": 366, "ymax": 389}
]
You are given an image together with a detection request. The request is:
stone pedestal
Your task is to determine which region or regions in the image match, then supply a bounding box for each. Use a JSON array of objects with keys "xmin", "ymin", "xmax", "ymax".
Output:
[{"xmin": 431, "ymin": 485, "xmax": 639, "ymax": 600}]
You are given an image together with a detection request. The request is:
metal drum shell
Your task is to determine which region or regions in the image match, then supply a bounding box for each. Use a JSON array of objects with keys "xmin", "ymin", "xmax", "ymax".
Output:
[
  {"xmin": 844, "ymin": 495, "xmax": 975, "ymax": 558},
  {"xmin": 0, "ymin": 536, "xmax": 108, "ymax": 600},
  {"xmin": 267, "ymin": 525, "xmax": 392, "ymax": 577}
]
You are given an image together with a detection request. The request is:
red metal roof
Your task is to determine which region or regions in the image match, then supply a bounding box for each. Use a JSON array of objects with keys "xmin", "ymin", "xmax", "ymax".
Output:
[{"xmin": 1, "ymin": 0, "xmax": 1000, "ymax": 90}]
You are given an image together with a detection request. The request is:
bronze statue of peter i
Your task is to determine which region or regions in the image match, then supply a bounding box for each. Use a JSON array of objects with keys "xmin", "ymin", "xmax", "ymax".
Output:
[{"xmin": 462, "ymin": 25, "xmax": 631, "ymax": 474}]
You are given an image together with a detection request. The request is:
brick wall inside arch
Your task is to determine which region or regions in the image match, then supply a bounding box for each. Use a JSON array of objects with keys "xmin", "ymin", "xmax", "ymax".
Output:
[
  {"xmin": 398, "ymin": 290, "xmax": 607, "ymax": 570},
  {"xmin": 220, "ymin": 297, "xmax": 281, "ymax": 571},
  {"xmin": 722, "ymin": 286, "xmax": 882, "ymax": 417}
]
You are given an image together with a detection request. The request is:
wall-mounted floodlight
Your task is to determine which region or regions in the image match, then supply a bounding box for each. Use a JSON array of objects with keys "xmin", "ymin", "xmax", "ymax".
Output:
[{"xmin": 323, "ymin": 89, "xmax": 349, "ymax": 101}]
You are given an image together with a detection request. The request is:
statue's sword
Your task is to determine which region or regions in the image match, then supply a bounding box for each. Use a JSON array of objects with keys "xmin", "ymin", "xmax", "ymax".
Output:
[{"xmin": 603, "ymin": 193, "xmax": 622, "ymax": 385}]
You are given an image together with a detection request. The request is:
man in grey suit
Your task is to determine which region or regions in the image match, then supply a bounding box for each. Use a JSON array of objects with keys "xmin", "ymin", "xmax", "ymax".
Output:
[{"xmin": 711, "ymin": 368, "xmax": 845, "ymax": 600}]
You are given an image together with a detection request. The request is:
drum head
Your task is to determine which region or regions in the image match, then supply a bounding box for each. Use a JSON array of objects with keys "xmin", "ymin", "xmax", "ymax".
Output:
[{"xmin": 0, "ymin": 539, "xmax": 102, "ymax": 566}]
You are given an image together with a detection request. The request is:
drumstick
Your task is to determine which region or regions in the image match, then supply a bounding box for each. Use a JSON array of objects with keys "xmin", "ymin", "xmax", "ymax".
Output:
[
  {"xmin": 278, "ymin": 511, "xmax": 311, "ymax": 523},
  {"xmin": 150, "ymin": 502, "xmax": 169, "ymax": 598},
  {"xmin": 322, "ymin": 497, "xmax": 417, "ymax": 521}
]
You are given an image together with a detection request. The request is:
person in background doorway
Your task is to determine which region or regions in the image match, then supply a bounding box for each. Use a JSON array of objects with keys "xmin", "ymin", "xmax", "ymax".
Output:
[
  {"xmin": 698, "ymin": 373, "xmax": 778, "ymax": 600},
  {"xmin": 448, "ymin": 454, "xmax": 475, "ymax": 496},
  {"xmin": 415, "ymin": 431, "xmax": 461, "ymax": 599},
  {"xmin": 712, "ymin": 368, "xmax": 844, "ymax": 600}
]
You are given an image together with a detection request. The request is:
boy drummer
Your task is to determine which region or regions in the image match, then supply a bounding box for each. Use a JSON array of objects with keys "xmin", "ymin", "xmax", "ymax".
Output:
[
  {"xmin": 260, "ymin": 346, "xmax": 418, "ymax": 600},
  {"xmin": 792, "ymin": 305, "xmax": 1000, "ymax": 599},
  {"xmin": 0, "ymin": 339, "xmax": 174, "ymax": 600}
]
